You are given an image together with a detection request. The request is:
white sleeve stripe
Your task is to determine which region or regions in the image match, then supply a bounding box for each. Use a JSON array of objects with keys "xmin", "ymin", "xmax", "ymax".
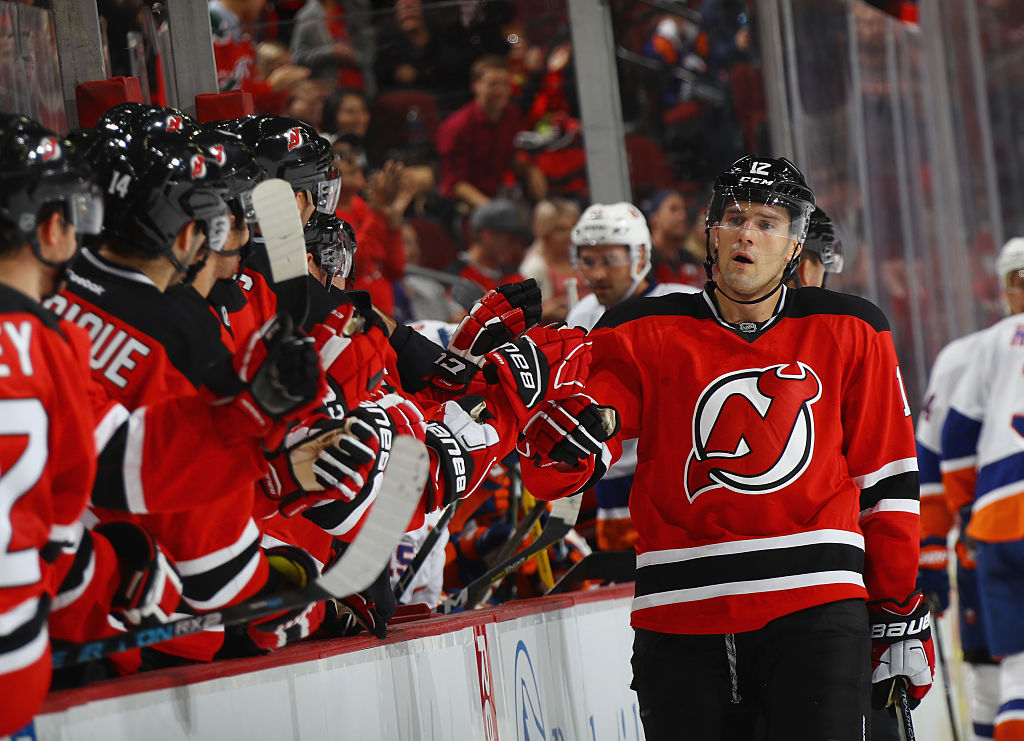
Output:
[
  {"xmin": 859, "ymin": 499, "xmax": 920, "ymax": 520},
  {"xmin": 123, "ymin": 407, "xmax": 148, "ymax": 514},
  {"xmin": 940, "ymin": 456, "xmax": 975, "ymax": 473},
  {"xmin": 853, "ymin": 457, "xmax": 918, "ymax": 489},
  {"xmin": 93, "ymin": 403, "xmax": 129, "ymax": 452},
  {"xmin": 175, "ymin": 519, "xmax": 261, "ymax": 574},
  {"xmin": 51, "ymin": 549, "xmax": 95, "ymax": 611},
  {"xmin": 0, "ymin": 622, "xmax": 48, "ymax": 675},
  {"xmin": 0, "ymin": 595, "xmax": 42, "ymax": 633},
  {"xmin": 919, "ymin": 483, "xmax": 944, "ymax": 497}
]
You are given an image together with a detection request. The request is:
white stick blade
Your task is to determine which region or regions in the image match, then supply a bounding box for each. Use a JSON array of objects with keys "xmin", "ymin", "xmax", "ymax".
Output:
[
  {"xmin": 319, "ymin": 436, "xmax": 430, "ymax": 597},
  {"xmin": 252, "ymin": 178, "xmax": 308, "ymax": 284}
]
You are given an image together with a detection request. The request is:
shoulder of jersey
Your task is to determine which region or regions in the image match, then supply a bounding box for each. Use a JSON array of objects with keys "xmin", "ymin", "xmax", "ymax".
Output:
[
  {"xmin": 594, "ymin": 289, "xmax": 706, "ymax": 330},
  {"xmin": 648, "ymin": 282, "xmax": 702, "ymax": 297},
  {"xmin": 788, "ymin": 287, "xmax": 890, "ymax": 333},
  {"xmin": 0, "ymin": 283, "xmax": 62, "ymax": 333}
]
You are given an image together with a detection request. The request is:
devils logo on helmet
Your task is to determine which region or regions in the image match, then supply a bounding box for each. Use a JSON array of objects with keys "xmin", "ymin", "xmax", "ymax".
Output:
[
  {"xmin": 38, "ymin": 136, "xmax": 61, "ymax": 162},
  {"xmin": 684, "ymin": 362, "xmax": 822, "ymax": 501},
  {"xmin": 190, "ymin": 154, "xmax": 207, "ymax": 179},
  {"xmin": 286, "ymin": 127, "xmax": 303, "ymax": 151}
]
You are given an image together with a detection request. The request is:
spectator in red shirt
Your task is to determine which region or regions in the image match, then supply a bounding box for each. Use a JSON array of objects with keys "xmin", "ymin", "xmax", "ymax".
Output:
[
  {"xmin": 446, "ymin": 199, "xmax": 529, "ymax": 292},
  {"xmin": 333, "ymin": 147, "xmax": 409, "ymax": 314},
  {"xmin": 644, "ymin": 189, "xmax": 705, "ymax": 289},
  {"xmin": 436, "ymin": 55, "xmax": 547, "ymax": 209}
]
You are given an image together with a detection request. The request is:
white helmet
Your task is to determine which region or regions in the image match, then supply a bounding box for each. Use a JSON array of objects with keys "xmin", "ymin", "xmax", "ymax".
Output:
[
  {"xmin": 570, "ymin": 202, "xmax": 652, "ymax": 282},
  {"xmin": 996, "ymin": 237, "xmax": 1024, "ymax": 287}
]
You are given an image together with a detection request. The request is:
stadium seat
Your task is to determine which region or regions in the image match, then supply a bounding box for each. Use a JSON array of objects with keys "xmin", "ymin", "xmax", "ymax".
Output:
[
  {"xmin": 370, "ymin": 89, "xmax": 440, "ymax": 157},
  {"xmin": 407, "ymin": 216, "xmax": 460, "ymax": 272}
]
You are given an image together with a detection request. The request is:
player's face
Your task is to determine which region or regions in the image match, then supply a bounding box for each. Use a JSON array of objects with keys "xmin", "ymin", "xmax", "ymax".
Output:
[
  {"xmin": 1004, "ymin": 267, "xmax": 1024, "ymax": 315},
  {"xmin": 577, "ymin": 243, "xmax": 634, "ymax": 307},
  {"xmin": 712, "ymin": 201, "xmax": 799, "ymax": 299}
]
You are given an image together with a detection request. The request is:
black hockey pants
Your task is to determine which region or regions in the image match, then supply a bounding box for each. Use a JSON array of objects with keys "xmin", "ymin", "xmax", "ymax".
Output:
[{"xmin": 630, "ymin": 599, "xmax": 872, "ymax": 741}]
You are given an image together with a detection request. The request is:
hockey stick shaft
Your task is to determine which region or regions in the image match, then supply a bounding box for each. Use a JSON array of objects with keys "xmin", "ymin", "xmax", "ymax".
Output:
[
  {"xmin": 894, "ymin": 680, "xmax": 916, "ymax": 741},
  {"xmin": 53, "ymin": 438, "xmax": 428, "ymax": 667},
  {"xmin": 392, "ymin": 498, "xmax": 460, "ymax": 601},
  {"xmin": 438, "ymin": 494, "xmax": 581, "ymax": 614},
  {"xmin": 926, "ymin": 595, "xmax": 961, "ymax": 741},
  {"xmin": 522, "ymin": 490, "xmax": 554, "ymax": 591},
  {"xmin": 252, "ymin": 178, "xmax": 310, "ymax": 327}
]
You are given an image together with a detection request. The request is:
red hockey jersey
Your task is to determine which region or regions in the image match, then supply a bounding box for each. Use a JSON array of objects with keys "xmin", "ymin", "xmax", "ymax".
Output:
[{"xmin": 523, "ymin": 286, "xmax": 920, "ymax": 635}]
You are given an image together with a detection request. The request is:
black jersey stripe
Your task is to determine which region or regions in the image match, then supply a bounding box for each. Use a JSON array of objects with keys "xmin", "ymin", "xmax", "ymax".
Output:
[
  {"xmin": 634, "ymin": 540, "xmax": 864, "ymax": 599},
  {"xmin": 859, "ymin": 471, "xmax": 920, "ymax": 511},
  {"xmin": 180, "ymin": 539, "xmax": 262, "ymax": 606}
]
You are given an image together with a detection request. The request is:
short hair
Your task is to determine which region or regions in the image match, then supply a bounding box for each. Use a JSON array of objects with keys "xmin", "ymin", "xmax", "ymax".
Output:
[
  {"xmin": 470, "ymin": 55, "xmax": 508, "ymax": 83},
  {"xmin": 322, "ymin": 88, "xmax": 369, "ymax": 136}
]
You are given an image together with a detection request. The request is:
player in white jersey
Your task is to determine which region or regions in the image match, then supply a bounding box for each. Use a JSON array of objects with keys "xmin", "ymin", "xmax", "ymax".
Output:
[
  {"xmin": 565, "ymin": 202, "xmax": 698, "ymax": 551},
  {"xmin": 941, "ymin": 237, "xmax": 1024, "ymax": 740}
]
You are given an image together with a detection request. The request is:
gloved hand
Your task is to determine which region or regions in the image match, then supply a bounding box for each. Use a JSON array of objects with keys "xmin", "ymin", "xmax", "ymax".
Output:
[
  {"xmin": 517, "ymin": 394, "xmax": 620, "ymax": 468},
  {"xmin": 324, "ymin": 568, "xmax": 395, "ymax": 639},
  {"xmin": 481, "ymin": 323, "xmax": 591, "ymax": 425},
  {"xmin": 94, "ymin": 521, "xmax": 183, "ymax": 627},
  {"xmin": 230, "ymin": 313, "xmax": 326, "ymax": 443},
  {"xmin": 278, "ymin": 412, "xmax": 389, "ymax": 518},
  {"xmin": 868, "ymin": 591, "xmax": 935, "ymax": 711},
  {"xmin": 916, "ymin": 535, "xmax": 950, "ymax": 614},
  {"xmin": 311, "ymin": 303, "xmax": 388, "ymax": 412},
  {"xmin": 431, "ymin": 279, "xmax": 542, "ymax": 394},
  {"xmin": 245, "ymin": 545, "xmax": 324, "ymax": 652}
]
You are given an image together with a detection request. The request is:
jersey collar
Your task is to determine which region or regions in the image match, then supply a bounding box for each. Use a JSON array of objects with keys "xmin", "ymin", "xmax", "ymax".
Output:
[{"xmin": 702, "ymin": 284, "xmax": 791, "ymax": 342}]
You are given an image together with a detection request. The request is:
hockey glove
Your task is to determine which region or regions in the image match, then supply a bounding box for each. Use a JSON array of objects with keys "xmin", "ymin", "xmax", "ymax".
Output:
[
  {"xmin": 278, "ymin": 414, "xmax": 386, "ymax": 518},
  {"xmin": 915, "ymin": 535, "xmax": 950, "ymax": 614},
  {"xmin": 481, "ymin": 323, "xmax": 591, "ymax": 425},
  {"xmin": 94, "ymin": 521, "xmax": 183, "ymax": 627},
  {"xmin": 868, "ymin": 591, "xmax": 935, "ymax": 711},
  {"xmin": 244, "ymin": 545, "xmax": 325, "ymax": 652},
  {"xmin": 230, "ymin": 313, "xmax": 326, "ymax": 442},
  {"xmin": 325, "ymin": 568, "xmax": 395, "ymax": 639},
  {"xmin": 517, "ymin": 394, "xmax": 620, "ymax": 468},
  {"xmin": 423, "ymin": 396, "xmax": 498, "ymax": 512},
  {"xmin": 311, "ymin": 303, "xmax": 389, "ymax": 412}
]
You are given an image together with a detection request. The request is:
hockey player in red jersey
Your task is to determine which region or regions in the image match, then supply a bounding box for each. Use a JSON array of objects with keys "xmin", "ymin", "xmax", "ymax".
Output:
[
  {"xmin": 941, "ymin": 237, "xmax": 1024, "ymax": 740},
  {"xmin": 520, "ymin": 156, "xmax": 932, "ymax": 739}
]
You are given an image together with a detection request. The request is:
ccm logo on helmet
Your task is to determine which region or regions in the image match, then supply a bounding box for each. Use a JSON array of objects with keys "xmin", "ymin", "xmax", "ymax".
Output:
[
  {"xmin": 287, "ymin": 127, "xmax": 303, "ymax": 151},
  {"xmin": 190, "ymin": 154, "xmax": 207, "ymax": 179}
]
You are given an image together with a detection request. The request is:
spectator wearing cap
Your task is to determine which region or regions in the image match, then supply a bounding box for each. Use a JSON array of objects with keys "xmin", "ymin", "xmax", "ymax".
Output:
[
  {"xmin": 445, "ymin": 199, "xmax": 529, "ymax": 292},
  {"xmin": 645, "ymin": 189, "xmax": 704, "ymax": 289},
  {"xmin": 436, "ymin": 55, "xmax": 548, "ymax": 209}
]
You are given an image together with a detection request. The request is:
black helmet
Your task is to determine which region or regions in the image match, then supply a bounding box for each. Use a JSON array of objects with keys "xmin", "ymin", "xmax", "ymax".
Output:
[
  {"xmin": 800, "ymin": 207, "xmax": 843, "ymax": 274},
  {"xmin": 705, "ymin": 155, "xmax": 815, "ymax": 278},
  {"xmin": 0, "ymin": 112, "xmax": 103, "ymax": 249},
  {"xmin": 304, "ymin": 211, "xmax": 356, "ymax": 284},
  {"xmin": 192, "ymin": 127, "xmax": 263, "ymax": 224},
  {"xmin": 92, "ymin": 131, "xmax": 230, "ymax": 256},
  {"xmin": 94, "ymin": 102, "xmax": 159, "ymax": 139},
  {"xmin": 239, "ymin": 115, "xmax": 340, "ymax": 214}
]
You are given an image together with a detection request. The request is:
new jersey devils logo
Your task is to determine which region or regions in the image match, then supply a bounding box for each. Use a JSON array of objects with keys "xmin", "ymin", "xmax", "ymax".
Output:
[
  {"xmin": 209, "ymin": 144, "xmax": 226, "ymax": 166},
  {"xmin": 38, "ymin": 136, "xmax": 61, "ymax": 162},
  {"xmin": 286, "ymin": 126, "xmax": 303, "ymax": 150},
  {"xmin": 165, "ymin": 115, "xmax": 183, "ymax": 132},
  {"xmin": 684, "ymin": 362, "xmax": 822, "ymax": 501},
  {"xmin": 189, "ymin": 154, "xmax": 207, "ymax": 179}
]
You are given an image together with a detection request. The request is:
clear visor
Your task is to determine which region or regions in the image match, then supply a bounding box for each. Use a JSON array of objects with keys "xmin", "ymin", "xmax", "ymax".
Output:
[
  {"xmin": 204, "ymin": 206, "xmax": 232, "ymax": 253},
  {"xmin": 314, "ymin": 167, "xmax": 342, "ymax": 214},
  {"xmin": 320, "ymin": 242, "xmax": 354, "ymax": 280},
  {"xmin": 236, "ymin": 188, "xmax": 257, "ymax": 223},
  {"xmin": 819, "ymin": 243, "xmax": 844, "ymax": 274},
  {"xmin": 575, "ymin": 248, "xmax": 632, "ymax": 271},
  {"xmin": 712, "ymin": 200, "xmax": 801, "ymax": 239},
  {"xmin": 67, "ymin": 184, "xmax": 104, "ymax": 235}
]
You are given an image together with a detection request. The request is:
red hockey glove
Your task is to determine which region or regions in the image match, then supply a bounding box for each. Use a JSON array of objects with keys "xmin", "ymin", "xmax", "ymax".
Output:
[
  {"xmin": 481, "ymin": 323, "xmax": 592, "ymax": 425},
  {"xmin": 869, "ymin": 591, "xmax": 935, "ymax": 711},
  {"xmin": 517, "ymin": 394, "xmax": 620, "ymax": 468},
  {"xmin": 915, "ymin": 536, "xmax": 950, "ymax": 615},
  {"xmin": 377, "ymin": 393, "xmax": 428, "ymax": 442},
  {"xmin": 230, "ymin": 314, "xmax": 326, "ymax": 443},
  {"xmin": 311, "ymin": 303, "xmax": 388, "ymax": 412},
  {"xmin": 423, "ymin": 396, "xmax": 497, "ymax": 512},
  {"xmin": 326, "ymin": 568, "xmax": 395, "ymax": 639},
  {"xmin": 245, "ymin": 545, "xmax": 325, "ymax": 652},
  {"xmin": 94, "ymin": 521, "xmax": 183, "ymax": 627},
  {"xmin": 450, "ymin": 279, "xmax": 542, "ymax": 361},
  {"xmin": 431, "ymin": 279, "xmax": 542, "ymax": 394}
]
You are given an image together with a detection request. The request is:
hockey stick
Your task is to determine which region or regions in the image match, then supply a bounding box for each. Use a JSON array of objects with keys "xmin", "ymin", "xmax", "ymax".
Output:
[
  {"xmin": 252, "ymin": 178, "xmax": 310, "ymax": 327},
  {"xmin": 926, "ymin": 594, "xmax": 962, "ymax": 741},
  {"xmin": 438, "ymin": 494, "xmax": 581, "ymax": 614},
  {"xmin": 545, "ymin": 549, "xmax": 636, "ymax": 595},
  {"xmin": 893, "ymin": 679, "xmax": 917, "ymax": 741},
  {"xmin": 392, "ymin": 498, "xmax": 461, "ymax": 601},
  {"xmin": 52, "ymin": 437, "xmax": 429, "ymax": 668}
]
